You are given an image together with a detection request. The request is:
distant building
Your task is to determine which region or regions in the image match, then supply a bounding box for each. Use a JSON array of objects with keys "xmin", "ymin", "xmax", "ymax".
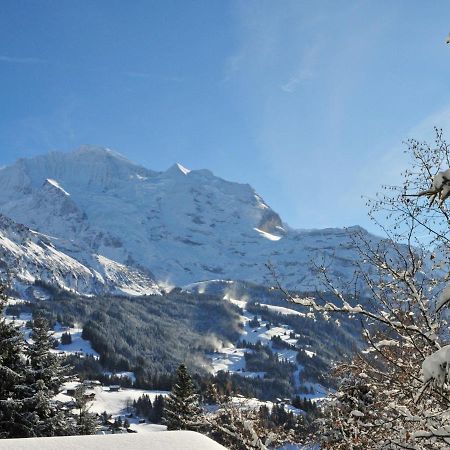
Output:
[
  {"xmin": 109, "ymin": 385, "xmax": 121, "ymax": 392},
  {"xmin": 83, "ymin": 380, "xmax": 102, "ymax": 387}
]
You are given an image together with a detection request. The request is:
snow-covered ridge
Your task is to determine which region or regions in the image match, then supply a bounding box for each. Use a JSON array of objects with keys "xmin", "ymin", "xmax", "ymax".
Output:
[
  {"xmin": 0, "ymin": 146, "xmax": 378, "ymax": 293},
  {"xmin": 0, "ymin": 214, "xmax": 160, "ymax": 296}
]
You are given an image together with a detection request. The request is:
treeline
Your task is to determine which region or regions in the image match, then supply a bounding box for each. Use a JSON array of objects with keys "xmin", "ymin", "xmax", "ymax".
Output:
[
  {"xmin": 205, "ymin": 371, "xmax": 294, "ymax": 401},
  {"xmin": 134, "ymin": 394, "xmax": 165, "ymax": 423},
  {"xmin": 244, "ymin": 344, "xmax": 295, "ymax": 379}
]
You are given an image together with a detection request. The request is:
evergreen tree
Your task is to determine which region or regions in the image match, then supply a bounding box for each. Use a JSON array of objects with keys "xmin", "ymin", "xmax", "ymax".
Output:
[
  {"xmin": 60, "ymin": 331, "xmax": 72, "ymax": 345},
  {"xmin": 135, "ymin": 394, "xmax": 152, "ymax": 419},
  {"xmin": 101, "ymin": 410, "xmax": 109, "ymax": 425},
  {"xmin": 164, "ymin": 364, "xmax": 202, "ymax": 431},
  {"xmin": 28, "ymin": 316, "xmax": 66, "ymax": 393},
  {"xmin": 73, "ymin": 385, "xmax": 97, "ymax": 435},
  {"xmin": 151, "ymin": 394, "xmax": 165, "ymax": 424},
  {"xmin": 24, "ymin": 315, "xmax": 72, "ymax": 436},
  {"xmin": 0, "ymin": 283, "xmax": 31, "ymax": 438}
]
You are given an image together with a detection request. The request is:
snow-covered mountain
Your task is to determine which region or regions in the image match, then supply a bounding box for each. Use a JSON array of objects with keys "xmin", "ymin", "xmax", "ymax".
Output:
[
  {"xmin": 0, "ymin": 146, "xmax": 372, "ymax": 295},
  {"xmin": 0, "ymin": 214, "xmax": 160, "ymax": 296}
]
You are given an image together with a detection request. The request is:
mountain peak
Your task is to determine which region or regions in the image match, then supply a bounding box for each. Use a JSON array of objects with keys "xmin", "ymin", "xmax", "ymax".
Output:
[
  {"xmin": 72, "ymin": 145, "xmax": 131, "ymax": 163},
  {"xmin": 166, "ymin": 162, "xmax": 191, "ymax": 176},
  {"xmin": 175, "ymin": 163, "xmax": 191, "ymax": 175},
  {"xmin": 0, "ymin": 146, "xmax": 372, "ymax": 293}
]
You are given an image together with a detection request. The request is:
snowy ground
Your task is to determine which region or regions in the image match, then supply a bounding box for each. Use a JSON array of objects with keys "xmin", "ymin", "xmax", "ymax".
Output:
[
  {"xmin": 208, "ymin": 347, "xmax": 264, "ymax": 378},
  {"xmin": 0, "ymin": 431, "xmax": 227, "ymax": 449},
  {"xmin": 52, "ymin": 323, "xmax": 99, "ymax": 358},
  {"xmin": 55, "ymin": 382, "xmax": 170, "ymax": 433},
  {"xmin": 87, "ymin": 386, "xmax": 168, "ymax": 417},
  {"xmin": 260, "ymin": 303, "xmax": 306, "ymax": 317}
]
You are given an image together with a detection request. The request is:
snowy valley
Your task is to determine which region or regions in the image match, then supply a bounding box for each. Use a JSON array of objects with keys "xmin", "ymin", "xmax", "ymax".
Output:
[{"xmin": 0, "ymin": 147, "xmax": 368, "ymax": 448}]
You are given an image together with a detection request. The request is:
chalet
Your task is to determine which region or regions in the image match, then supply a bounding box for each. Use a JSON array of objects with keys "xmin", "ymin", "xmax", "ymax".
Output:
[{"xmin": 109, "ymin": 385, "xmax": 121, "ymax": 392}]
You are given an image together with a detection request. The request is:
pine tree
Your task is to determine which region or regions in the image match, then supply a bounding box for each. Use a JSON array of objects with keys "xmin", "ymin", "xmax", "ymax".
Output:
[
  {"xmin": 73, "ymin": 385, "xmax": 97, "ymax": 435},
  {"xmin": 0, "ymin": 283, "xmax": 31, "ymax": 438},
  {"xmin": 152, "ymin": 394, "xmax": 165, "ymax": 423},
  {"xmin": 101, "ymin": 410, "xmax": 109, "ymax": 425},
  {"xmin": 24, "ymin": 315, "xmax": 72, "ymax": 436},
  {"xmin": 164, "ymin": 364, "xmax": 202, "ymax": 431},
  {"xmin": 60, "ymin": 331, "xmax": 72, "ymax": 345}
]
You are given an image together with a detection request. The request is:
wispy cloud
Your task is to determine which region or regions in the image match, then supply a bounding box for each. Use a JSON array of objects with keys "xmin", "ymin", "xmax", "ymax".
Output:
[
  {"xmin": 124, "ymin": 71, "xmax": 184, "ymax": 83},
  {"xmin": 125, "ymin": 71, "xmax": 151, "ymax": 79},
  {"xmin": 223, "ymin": 52, "xmax": 244, "ymax": 82},
  {"xmin": 407, "ymin": 104, "xmax": 450, "ymax": 141},
  {"xmin": 281, "ymin": 44, "xmax": 320, "ymax": 93},
  {"xmin": 281, "ymin": 66, "xmax": 314, "ymax": 93},
  {"xmin": 0, "ymin": 55, "xmax": 45, "ymax": 64}
]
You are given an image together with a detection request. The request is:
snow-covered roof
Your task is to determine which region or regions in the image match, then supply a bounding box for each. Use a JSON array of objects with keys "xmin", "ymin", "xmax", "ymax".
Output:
[{"xmin": 0, "ymin": 431, "xmax": 226, "ymax": 450}]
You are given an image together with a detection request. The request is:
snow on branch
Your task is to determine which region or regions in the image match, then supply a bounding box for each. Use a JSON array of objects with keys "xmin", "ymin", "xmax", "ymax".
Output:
[
  {"xmin": 408, "ymin": 168, "xmax": 450, "ymax": 206},
  {"xmin": 422, "ymin": 345, "xmax": 450, "ymax": 387}
]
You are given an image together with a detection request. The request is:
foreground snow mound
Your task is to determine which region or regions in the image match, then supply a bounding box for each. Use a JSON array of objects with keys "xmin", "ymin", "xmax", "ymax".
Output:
[{"xmin": 0, "ymin": 431, "xmax": 226, "ymax": 450}]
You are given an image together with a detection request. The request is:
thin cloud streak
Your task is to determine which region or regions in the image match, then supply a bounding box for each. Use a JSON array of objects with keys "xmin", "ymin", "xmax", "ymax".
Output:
[
  {"xmin": 124, "ymin": 71, "xmax": 184, "ymax": 83},
  {"xmin": 0, "ymin": 55, "xmax": 45, "ymax": 64},
  {"xmin": 124, "ymin": 71, "xmax": 151, "ymax": 78},
  {"xmin": 407, "ymin": 104, "xmax": 450, "ymax": 142},
  {"xmin": 281, "ymin": 43, "xmax": 320, "ymax": 93}
]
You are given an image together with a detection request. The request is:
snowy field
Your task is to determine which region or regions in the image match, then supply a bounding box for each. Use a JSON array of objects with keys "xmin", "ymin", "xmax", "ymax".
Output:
[
  {"xmin": 86, "ymin": 386, "xmax": 168, "ymax": 417},
  {"xmin": 56, "ymin": 382, "xmax": 169, "ymax": 414},
  {"xmin": 52, "ymin": 323, "xmax": 99, "ymax": 358},
  {"xmin": 54, "ymin": 382, "xmax": 170, "ymax": 433}
]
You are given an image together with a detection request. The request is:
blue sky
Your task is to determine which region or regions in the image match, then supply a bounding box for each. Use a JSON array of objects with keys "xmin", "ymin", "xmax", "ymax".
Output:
[{"xmin": 1, "ymin": 1, "xmax": 450, "ymax": 231}]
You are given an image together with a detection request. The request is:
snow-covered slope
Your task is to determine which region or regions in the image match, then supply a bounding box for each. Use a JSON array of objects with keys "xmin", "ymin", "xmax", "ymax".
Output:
[
  {"xmin": 0, "ymin": 147, "xmax": 374, "ymax": 293},
  {"xmin": 0, "ymin": 214, "xmax": 160, "ymax": 296}
]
